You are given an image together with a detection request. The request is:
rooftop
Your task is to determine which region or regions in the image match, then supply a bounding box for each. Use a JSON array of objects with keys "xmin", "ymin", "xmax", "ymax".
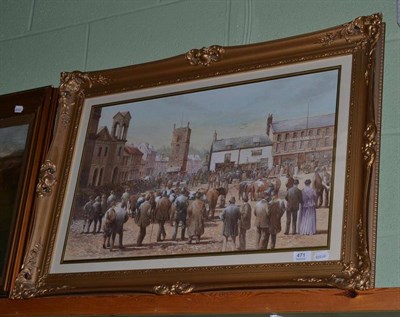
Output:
[
  {"xmin": 212, "ymin": 134, "xmax": 272, "ymax": 152},
  {"xmin": 272, "ymin": 113, "xmax": 335, "ymax": 133}
]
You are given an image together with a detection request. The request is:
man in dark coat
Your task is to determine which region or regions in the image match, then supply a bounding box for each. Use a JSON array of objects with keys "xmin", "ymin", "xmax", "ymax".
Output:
[
  {"xmin": 154, "ymin": 192, "xmax": 171, "ymax": 242},
  {"xmin": 238, "ymin": 196, "xmax": 251, "ymax": 250},
  {"xmin": 253, "ymin": 198, "xmax": 269, "ymax": 249},
  {"xmin": 135, "ymin": 195, "xmax": 152, "ymax": 246},
  {"xmin": 220, "ymin": 196, "xmax": 241, "ymax": 251},
  {"xmin": 99, "ymin": 194, "xmax": 108, "ymax": 232},
  {"xmin": 89, "ymin": 196, "xmax": 102, "ymax": 234},
  {"xmin": 285, "ymin": 179, "xmax": 303, "ymax": 235},
  {"xmin": 267, "ymin": 191, "xmax": 285, "ymax": 249},
  {"xmin": 172, "ymin": 193, "xmax": 189, "ymax": 241},
  {"xmin": 187, "ymin": 192, "xmax": 207, "ymax": 244}
]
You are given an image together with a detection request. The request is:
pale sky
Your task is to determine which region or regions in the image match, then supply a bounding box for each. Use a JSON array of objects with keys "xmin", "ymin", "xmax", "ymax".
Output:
[{"xmin": 95, "ymin": 69, "xmax": 339, "ymax": 152}]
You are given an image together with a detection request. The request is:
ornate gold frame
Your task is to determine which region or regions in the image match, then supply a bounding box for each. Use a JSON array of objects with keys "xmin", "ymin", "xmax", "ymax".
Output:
[
  {"xmin": 11, "ymin": 14, "xmax": 384, "ymax": 299},
  {"xmin": 0, "ymin": 87, "xmax": 58, "ymax": 297}
]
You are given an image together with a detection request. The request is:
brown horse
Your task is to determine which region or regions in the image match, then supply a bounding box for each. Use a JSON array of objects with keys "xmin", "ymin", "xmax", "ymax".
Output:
[
  {"xmin": 249, "ymin": 177, "xmax": 282, "ymax": 201},
  {"xmin": 238, "ymin": 181, "xmax": 252, "ymax": 200},
  {"xmin": 249, "ymin": 179, "xmax": 269, "ymax": 201},
  {"xmin": 205, "ymin": 187, "xmax": 226, "ymax": 219}
]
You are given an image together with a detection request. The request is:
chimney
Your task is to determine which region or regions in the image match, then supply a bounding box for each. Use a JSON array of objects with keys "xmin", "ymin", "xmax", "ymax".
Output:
[
  {"xmin": 266, "ymin": 113, "xmax": 273, "ymax": 136},
  {"xmin": 213, "ymin": 130, "xmax": 218, "ymax": 142}
]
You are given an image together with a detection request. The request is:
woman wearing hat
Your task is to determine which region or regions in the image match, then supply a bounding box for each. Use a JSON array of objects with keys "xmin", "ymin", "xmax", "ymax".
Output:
[{"xmin": 298, "ymin": 179, "xmax": 317, "ymax": 235}]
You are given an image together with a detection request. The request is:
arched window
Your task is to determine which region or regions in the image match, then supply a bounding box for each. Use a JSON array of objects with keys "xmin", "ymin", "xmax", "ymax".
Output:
[
  {"xmin": 92, "ymin": 168, "xmax": 99, "ymax": 186},
  {"xmin": 113, "ymin": 123, "xmax": 120, "ymax": 138},
  {"xmin": 121, "ymin": 124, "xmax": 127, "ymax": 139},
  {"xmin": 98, "ymin": 168, "xmax": 103, "ymax": 186},
  {"xmin": 112, "ymin": 167, "xmax": 119, "ymax": 184},
  {"xmin": 97, "ymin": 147, "xmax": 102, "ymax": 157}
]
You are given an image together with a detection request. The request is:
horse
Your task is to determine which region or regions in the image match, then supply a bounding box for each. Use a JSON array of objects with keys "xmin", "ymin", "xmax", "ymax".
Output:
[
  {"xmin": 238, "ymin": 181, "xmax": 252, "ymax": 200},
  {"xmin": 249, "ymin": 179, "xmax": 268, "ymax": 201},
  {"xmin": 205, "ymin": 187, "xmax": 226, "ymax": 219}
]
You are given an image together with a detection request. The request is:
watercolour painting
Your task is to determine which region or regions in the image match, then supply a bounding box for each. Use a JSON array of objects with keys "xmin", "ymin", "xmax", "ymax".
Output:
[
  {"xmin": 61, "ymin": 68, "xmax": 340, "ymax": 264},
  {"xmin": 11, "ymin": 14, "xmax": 383, "ymax": 298}
]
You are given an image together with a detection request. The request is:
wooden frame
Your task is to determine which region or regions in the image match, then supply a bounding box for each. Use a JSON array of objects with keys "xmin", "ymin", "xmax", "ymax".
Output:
[
  {"xmin": 0, "ymin": 87, "xmax": 58, "ymax": 297},
  {"xmin": 11, "ymin": 13, "xmax": 384, "ymax": 299}
]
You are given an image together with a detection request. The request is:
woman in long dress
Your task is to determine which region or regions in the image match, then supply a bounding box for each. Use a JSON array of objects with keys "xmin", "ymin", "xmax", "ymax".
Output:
[{"xmin": 298, "ymin": 179, "xmax": 317, "ymax": 235}]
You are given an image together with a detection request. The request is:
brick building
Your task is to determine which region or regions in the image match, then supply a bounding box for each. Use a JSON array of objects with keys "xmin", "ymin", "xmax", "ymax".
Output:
[{"xmin": 266, "ymin": 113, "xmax": 335, "ymax": 171}]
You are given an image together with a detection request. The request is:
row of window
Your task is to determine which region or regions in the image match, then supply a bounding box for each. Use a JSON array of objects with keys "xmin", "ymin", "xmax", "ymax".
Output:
[
  {"xmin": 96, "ymin": 145, "xmax": 123, "ymax": 157},
  {"xmin": 224, "ymin": 149, "xmax": 264, "ymax": 162},
  {"xmin": 90, "ymin": 166, "xmax": 122, "ymax": 186},
  {"xmin": 276, "ymin": 127, "xmax": 333, "ymax": 142},
  {"xmin": 275, "ymin": 137, "xmax": 333, "ymax": 153}
]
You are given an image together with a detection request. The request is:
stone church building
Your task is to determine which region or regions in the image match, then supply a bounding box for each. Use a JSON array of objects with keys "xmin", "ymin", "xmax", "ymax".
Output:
[
  {"xmin": 167, "ymin": 123, "xmax": 191, "ymax": 174},
  {"xmin": 80, "ymin": 109, "xmax": 132, "ymax": 188}
]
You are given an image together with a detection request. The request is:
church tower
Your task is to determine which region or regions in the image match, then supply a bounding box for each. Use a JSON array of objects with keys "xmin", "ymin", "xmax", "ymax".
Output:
[
  {"xmin": 111, "ymin": 111, "xmax": 131, "ymax": 141},
  {"xmin": 79, "ymin": 107, "xmax": 102, "ymax": 187},
  {"xmin": 167, "ymin": 122, "xmax": 191, "ymax": 174}
]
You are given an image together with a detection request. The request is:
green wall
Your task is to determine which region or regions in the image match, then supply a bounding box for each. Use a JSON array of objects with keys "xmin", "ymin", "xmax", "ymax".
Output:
[{"xmin": 0, "ymin": 0, "xmax": 399, "ymax": 287}]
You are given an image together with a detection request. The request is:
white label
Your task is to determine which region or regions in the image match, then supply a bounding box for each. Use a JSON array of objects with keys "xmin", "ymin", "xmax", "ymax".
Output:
[
  {"xmin": 293, "ymin": 251, "xmax": 311, "ymax": 262},
  {"xmin": 14, "ymin": 105, "xmax": 24, "ymax": 113},
  {"xmin": 314, "ymin": 251, "xmax": 330, "ymax": 261}
]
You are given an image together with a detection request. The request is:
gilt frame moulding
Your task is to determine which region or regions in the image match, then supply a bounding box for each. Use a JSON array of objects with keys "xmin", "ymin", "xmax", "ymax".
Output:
[
  {"xmin": 0, "ymin": 87, "xmax": 58, "ymax": 297},
  {"xmin": 11, "ymin": 13, "xmax": 384, "ymax": 299}
]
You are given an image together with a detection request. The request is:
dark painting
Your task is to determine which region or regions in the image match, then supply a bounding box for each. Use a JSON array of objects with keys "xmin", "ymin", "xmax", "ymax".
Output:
[
  {"xmin": 0, "ymin": 123, "xmax": 29, "ymax": 284},
  {"xmin": 0, "ymin": 86, "xmax": 57, "ymax": 296}
]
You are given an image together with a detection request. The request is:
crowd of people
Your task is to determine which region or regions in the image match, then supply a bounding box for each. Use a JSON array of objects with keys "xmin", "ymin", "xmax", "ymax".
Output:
[{"xmin": 78, "ymin": 170, "xmax": 324, "ymax": 253}]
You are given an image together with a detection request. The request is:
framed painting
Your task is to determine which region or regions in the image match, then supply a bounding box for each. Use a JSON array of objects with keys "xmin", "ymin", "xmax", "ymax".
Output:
[
  {"xmin": 0, "ymin": 87, "xmax": 58, "ymax": 297},
  {"xmin": 11, "ymin": 14, "xmax": 384, "ymax": 298}
]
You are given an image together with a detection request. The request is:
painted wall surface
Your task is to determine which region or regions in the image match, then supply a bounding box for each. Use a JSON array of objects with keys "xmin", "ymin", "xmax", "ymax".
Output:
[
  {"xmin": 238, "ymin": 146, "xmax": 272, "ymax": 166},
  {"xmin": 0, "ymin": 0, "xmax": 399, "ymax": 287},
  {"xmin": 210, "ymin": 149, "xmax": 240, "ymax": 171}
]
